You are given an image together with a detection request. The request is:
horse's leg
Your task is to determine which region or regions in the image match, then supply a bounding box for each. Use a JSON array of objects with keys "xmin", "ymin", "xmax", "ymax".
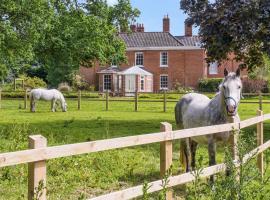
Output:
[
  {"xmin": 191, "ymin": 140, "xmax": 198, "ymax": 170},
  {"xmin": 208, "ymin": 138, "xmax": 216, "ymax": 183},
  {"xmin": 180, "ymin": 138, "xmax": 191, "ymax": 172},
  {"xmin": 52, "ymin": 99, "xmax": 56, "ymax": 112}
]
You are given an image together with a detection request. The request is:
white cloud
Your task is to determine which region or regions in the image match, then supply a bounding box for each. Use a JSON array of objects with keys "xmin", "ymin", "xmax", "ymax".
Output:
[{"xmin": 107, "ymin": 0, "xmax": 118, "ymax": 6}]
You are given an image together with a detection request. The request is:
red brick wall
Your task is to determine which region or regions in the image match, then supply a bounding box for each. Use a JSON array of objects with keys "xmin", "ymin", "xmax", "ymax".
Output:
[
  {"xmin": 80, "ymin": 50, "xmax": 246, "ymax": 92},
  {"xmin": 120, "ymin": 49, "xmax": 205, "ymax": 91}
]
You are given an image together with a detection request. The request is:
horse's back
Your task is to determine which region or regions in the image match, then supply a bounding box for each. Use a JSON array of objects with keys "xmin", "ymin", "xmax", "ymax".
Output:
[
  {"xmin": 176, "ymin": 93, "xmax": 210, "ymax": 129},
  {"xmin": 30, "ymin": 88, "xmax": 58, "ymax": 101}
]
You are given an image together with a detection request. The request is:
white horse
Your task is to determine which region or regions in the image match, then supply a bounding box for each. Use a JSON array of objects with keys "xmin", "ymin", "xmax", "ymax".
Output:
[
  {"xmin": 30, "ymin": 88, "xmax": 67, "ymax": 112},
  {"xmin": 175, "ymin": 68, "xmax": 242, "ymax": 182}
]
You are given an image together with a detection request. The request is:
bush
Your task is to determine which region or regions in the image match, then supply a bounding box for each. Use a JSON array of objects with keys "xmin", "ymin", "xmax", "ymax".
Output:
[
  {"xmin": 58, "ymin": 82, "xmax": 71, "ymax": 92},
  {"xmin": 72, "ymin": 74, "xmax": 90, "ymax": 90},
  {"xmin": 198, "ymin": 78, "xmax": 223, "ymax": 92},
  {"xmin": 18, "ymin": 75, "xmax": 47, "ymax": 89},
  {"xmin": 173, "ymin": 80, "xmax": 194, "ymax": 93},
  {"xmin": 242, "ymin": 79, "xmax": 268, "ymax": 93}
]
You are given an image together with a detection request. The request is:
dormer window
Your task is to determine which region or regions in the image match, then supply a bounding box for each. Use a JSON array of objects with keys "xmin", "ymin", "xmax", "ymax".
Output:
[
  {"xmin": 160, "ymin": 52, "xmax": 168, "ymax": 67},
  {"xmin": 135, "ymin": 52, "xmax": 144, "ymax": 65}
]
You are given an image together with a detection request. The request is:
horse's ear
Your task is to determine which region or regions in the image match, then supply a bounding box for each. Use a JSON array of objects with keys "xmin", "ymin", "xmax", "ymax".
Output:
[
  {"xmin": 236, "ymin": 68, "xmax": 240, "ymax": 77},
  {"xmin": 224, "ymin": 68, "xmax": 229, "ymax": 77}
]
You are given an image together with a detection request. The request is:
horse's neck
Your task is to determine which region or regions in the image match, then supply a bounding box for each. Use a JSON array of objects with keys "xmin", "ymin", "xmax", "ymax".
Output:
[{"xmin": 208, "ymin": 92, "xmax": 227, "ymax": 123}]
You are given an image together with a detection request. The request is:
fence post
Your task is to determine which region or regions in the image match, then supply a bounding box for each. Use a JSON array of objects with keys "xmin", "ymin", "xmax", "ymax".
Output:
[
  {"xmin": 135, "ymin": 90, "xmax": 138, "ymax": 112},
  {"xmin": 14, "ymin": 79, "xmax": 16, "ymax": 91},
  {"xmin": 160, "ymin": 122, "xmax": 173, "ymax": 200},
  {"xmin": 78, "ymin": 90, "xmax": 81, "ymax": 110},
  {"xmin": 228, "ymin": 116, "xmax": 239, "ymax": 160},
  {"xmin": 24, "ymin": 89, "xmax": 28, "ymax": 109},
  {"xmin": 28, "ymin": 135, "xmax": 47, "ymax": 200},
  {"xmin": 106, "ymin": 90, "xmax": 109, "ymax": 111},
  {"xmin": 259, "ymin": 92, "xmax": 262, "ymax": 111},
  {"xmin": 163, "ymin": 90, "xmax": 167, "ymax": 112},
  {"xmin": 257, "ymin": 110, "xmax": 264, "ymax": 177}
]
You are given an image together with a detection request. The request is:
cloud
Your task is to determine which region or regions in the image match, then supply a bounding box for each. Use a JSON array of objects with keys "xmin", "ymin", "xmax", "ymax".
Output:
[{"xmin": 107, "ymin": 0, "xmax": 118, "ymax": 6}]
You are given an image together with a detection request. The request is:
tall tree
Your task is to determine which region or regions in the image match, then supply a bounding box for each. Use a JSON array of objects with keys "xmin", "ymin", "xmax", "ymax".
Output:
[
  {"xmin": 180, "ymin": 0, "xmax": 270, "ymax": 70},
  {"xmin": 0, "ymin": 0, "xmax": 53, "ymax": 80},
  {"xmin": 1, "ymin": 0, "xmax": 140, "ymax": 86}
]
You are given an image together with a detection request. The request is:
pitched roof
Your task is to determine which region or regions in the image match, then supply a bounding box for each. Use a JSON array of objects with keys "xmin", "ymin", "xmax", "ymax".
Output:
[
  {"xmin": 97, "ymin": 66, "xmax": 120, "ymax": 74},
  {"xmin": 119, "ymin": 32, "xmax": 183, "ymax": 48},
  {"xmin": 174, "ymin": 36, "xmax": 202, "ymax": 47},
  {"xmin": 120, "ymin": 65, "xmax": 153, "ymax": 76}
]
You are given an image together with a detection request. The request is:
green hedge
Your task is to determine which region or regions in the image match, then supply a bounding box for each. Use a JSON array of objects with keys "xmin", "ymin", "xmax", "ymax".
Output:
[{"xmin": 198, "ymin": 78, "xmax": 223, "ymax": 92}]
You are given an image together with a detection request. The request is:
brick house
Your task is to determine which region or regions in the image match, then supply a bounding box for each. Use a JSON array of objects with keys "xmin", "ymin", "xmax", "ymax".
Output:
[{"xmin": 80, "ymin": 15, "xmax": 244, "ymax": 93}]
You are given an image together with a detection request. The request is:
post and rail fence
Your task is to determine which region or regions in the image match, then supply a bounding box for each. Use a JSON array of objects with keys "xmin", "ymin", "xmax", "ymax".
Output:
[
  {"xmin": 0, "ymin": 111, "xmax": 270, "ymax": 199},
  {"xmin": 0, "ymin": 90, "xmax": 267, "ymax": 112}
]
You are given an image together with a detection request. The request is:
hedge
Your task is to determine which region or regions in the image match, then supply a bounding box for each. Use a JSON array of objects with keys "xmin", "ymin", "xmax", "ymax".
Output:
[{"xmin": 198, "ymin": 78, "xmax": 223, "ymax": 92}]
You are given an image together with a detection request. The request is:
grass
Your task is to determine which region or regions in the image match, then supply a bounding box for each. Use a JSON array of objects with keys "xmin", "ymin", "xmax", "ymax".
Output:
[{"xmin": 0, "ymin": 98, "xmax": 269, "ymax": 199}]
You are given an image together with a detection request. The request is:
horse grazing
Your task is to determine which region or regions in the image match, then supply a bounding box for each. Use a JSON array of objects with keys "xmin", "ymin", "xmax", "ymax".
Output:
[
  {"xmin": 175, "ymin": 68, "xmax": 242, "ymax": 182},
  {"xmin": 30, "ymin": 88, "xmax": 67, "ymax": 112}
]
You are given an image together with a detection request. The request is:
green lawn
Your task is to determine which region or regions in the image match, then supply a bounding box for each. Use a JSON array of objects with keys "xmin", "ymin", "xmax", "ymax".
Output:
[{"xmin": 0, "ymin": 98, "xmax": 269, "ymax": 199}]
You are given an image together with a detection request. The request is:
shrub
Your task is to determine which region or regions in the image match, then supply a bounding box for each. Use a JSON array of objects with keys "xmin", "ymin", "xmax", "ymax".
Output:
[
  {"xmin": 242, "ymin": 79, "xmax": 268, "ymax": 93},
  {"xmin": 173, "ymin": 80, "xmax": 194, "ymax": 93},
  {"xmin": 72, "ymin": 74, "xmax": 90, "ymax": 91},
  {"xmin": 198, "ymin": 78, "xmax": 223, "ymax": 92},
  {"xmin": 58, "ymin": 82, "xmax": 71, "ymax": 92},
  {"xmin": 18, "ymin": 75, "xmax": 47, "ymax": 89}
]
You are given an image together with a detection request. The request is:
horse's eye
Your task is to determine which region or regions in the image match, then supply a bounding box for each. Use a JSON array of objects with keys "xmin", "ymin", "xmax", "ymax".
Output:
[
  {"xmin": 223, "ymin": 85, "xmax": 226, "ymax": 89},
  {"xmin": 238, "ymin": 86, "xmax": 241, "ymax": 89}
]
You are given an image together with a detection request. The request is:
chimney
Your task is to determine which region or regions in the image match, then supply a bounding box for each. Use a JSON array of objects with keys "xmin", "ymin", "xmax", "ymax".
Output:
[
  {"xmin": 130, "ymin": 24, "xmax": 137, "ymax": 32},
  {"xmin": 137, "ymin": 23, "xmax": 144, "ymax": 32},
  {"xmin": 163, "ymin": 15, "xmax": 170, "ymax": 32},
  {"xmin": 185, "ymin": 20, "xmax": 192, "ymax": 36}
]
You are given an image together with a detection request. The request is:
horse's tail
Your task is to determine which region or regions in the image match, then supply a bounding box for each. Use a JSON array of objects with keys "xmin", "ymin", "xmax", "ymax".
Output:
[
  {"xmin": 175, "ymin": 100, "xmax": 183, "ymax": 128},
  {"xmin": 175, "ymin": 97, "xmax": 190, "ymax": 172}
]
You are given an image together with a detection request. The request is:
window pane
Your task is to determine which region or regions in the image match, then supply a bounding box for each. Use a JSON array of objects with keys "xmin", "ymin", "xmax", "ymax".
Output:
[
  {"xmin": 160, "ymin": 75, "xmax": 168, "ymax": 89},
  {"xmin": 140, "ymin": 76, "xmax": 145, "ymax": 90},
  {"xmin": 104, "ymin": 75, "xmax": 112, "ymax": 90},
  {"xmin": 136, "ymin": 53, "xmax": 144, "ymax": 65},
  {"xmin": 209, "ymin": 62, "xmax": 218, "ymax": 74},
  {"xmin": 161, "ymin": 52, "xmax": 168, "ymax": 66}
]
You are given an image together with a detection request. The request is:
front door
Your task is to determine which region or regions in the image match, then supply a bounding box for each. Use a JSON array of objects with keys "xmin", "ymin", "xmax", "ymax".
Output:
[{"xmin": 125, "ymin": 75, "xmax": 136, "ymax": 96}]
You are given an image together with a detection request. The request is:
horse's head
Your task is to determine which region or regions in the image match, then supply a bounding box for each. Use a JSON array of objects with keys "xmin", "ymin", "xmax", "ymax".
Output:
[
  {"xmin": 220, "ymin": 68, "xmax": 242, "ymax": 116},
  {"xmin": 62, "ymin": 101, "xmax": 67, "ymax": 112}
]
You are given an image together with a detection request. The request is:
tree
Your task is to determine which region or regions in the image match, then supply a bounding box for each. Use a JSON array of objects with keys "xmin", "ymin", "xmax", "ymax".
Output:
[
  {"xmin": 180, "ymin": 0, "xmax": 270, "ymax": 71},
  {"xmin": 0, "ymin": 0, "xmax": 53, "ymax": 80},
  {"xmin": 1, "ymin": 0, "xmax": 140, "ymax": 86}
]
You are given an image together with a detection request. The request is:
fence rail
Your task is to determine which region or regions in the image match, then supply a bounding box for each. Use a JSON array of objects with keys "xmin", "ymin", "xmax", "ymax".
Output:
[
  {"xmin": 0, "ymin": 90, "xmax": 268, "ymax": 112},
  {"xmin": 1, "ymin": 112, "xmax": 270, "ymax": 199}
]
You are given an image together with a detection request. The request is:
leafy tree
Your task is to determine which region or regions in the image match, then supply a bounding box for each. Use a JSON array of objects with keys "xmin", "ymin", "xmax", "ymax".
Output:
[
  {"xmin": 0, "ymin": 0, "xmax": 53, "ymax": 80},
  {"xmin": 1, "ymin": 0, "xmax": 139, "ymax": 86},
  {"xmin": 180, "ymin": 0, "xmax": 270, "ymax": 71}
]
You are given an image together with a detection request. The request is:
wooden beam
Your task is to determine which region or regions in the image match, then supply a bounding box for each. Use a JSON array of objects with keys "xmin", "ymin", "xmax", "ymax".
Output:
[
  {"xmin": 1, "ymin": 115, "xmax": 270, "ymax": 168},
  {"xmin": 89, "ymin": 140, "xmax": 270, "ymax": 200},
  {"xmin": 160, "ymin": 122, "xmax": 173, "ymax": 200},
  {"xmin": 28, "ymin": 135, "xmax": 47, "ymax": 200}
]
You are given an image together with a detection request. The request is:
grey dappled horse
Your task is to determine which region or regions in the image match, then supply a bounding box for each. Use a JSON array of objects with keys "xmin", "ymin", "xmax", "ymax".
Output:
[
  {"xmin": 175, "ymin": 68, "xmax": 242, "ymax": 182},
  {"xmin": 30, "ymin": 88, "xmax": 67, "ymax": 112}
]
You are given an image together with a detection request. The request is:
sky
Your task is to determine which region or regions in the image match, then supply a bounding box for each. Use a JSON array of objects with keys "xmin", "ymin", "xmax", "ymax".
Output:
[{"xmin": 108, "ymin": 0, "xmax": 199, "ymax": 36}]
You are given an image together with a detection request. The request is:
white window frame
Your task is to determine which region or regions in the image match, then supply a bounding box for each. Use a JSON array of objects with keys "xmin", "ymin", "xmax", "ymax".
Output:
[
  {"xmin": 140, "ymin": 76, "xmax": 145, "ymax": 91},
  {"xmin": 160, "ymin": 75, "xmax": 168, "ymax": 90},
  {"xmin": 160, "ymin": 51, "xmax": 168, "ymax": 67},
  {"xmin": 103, "ymin": 74, "xmax": 112, "ymax": 91},
  {"xmin": 209, "ymin": 62, "xmax": 218, "ymax": 75},
  {"xmin": 135, "ymin": 52, "xmax": 144, "ymax": 66}
]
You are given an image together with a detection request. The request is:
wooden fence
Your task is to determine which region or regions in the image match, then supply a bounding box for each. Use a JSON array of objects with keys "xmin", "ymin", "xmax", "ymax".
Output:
[
  {"xmin": 0, "ymin": 111, "xmax": 270, "ymax": 199},
  {"xmin": 0, "ymin": 90, "xmax": 268, "ymax": 112}
]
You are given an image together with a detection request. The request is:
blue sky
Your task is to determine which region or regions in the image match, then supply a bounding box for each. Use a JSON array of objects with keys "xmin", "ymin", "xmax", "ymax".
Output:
[{"xmin": 108, "ymin": 0, "xmax": 198, "ymax": 36}]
